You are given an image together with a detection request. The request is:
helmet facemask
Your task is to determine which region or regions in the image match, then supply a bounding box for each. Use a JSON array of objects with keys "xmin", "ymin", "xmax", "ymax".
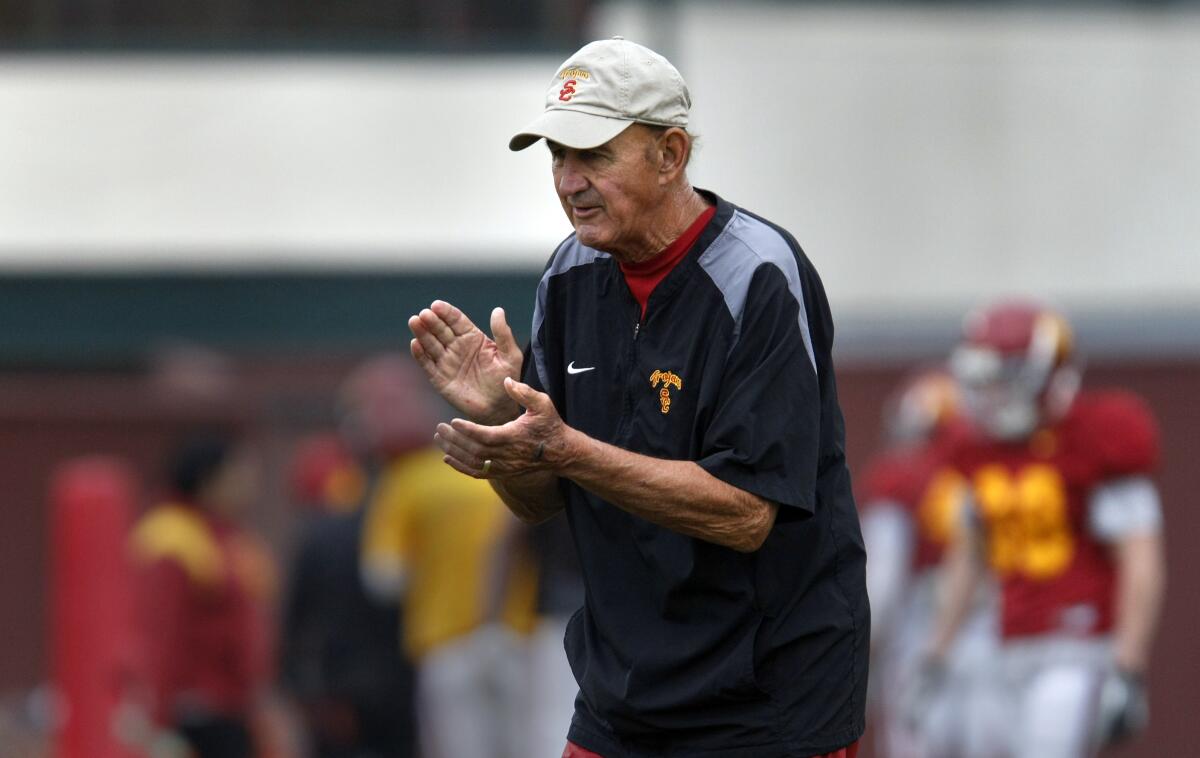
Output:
[{"xmin": 952, "ymin": 307, "xmax": 1080, "ymax": 441}]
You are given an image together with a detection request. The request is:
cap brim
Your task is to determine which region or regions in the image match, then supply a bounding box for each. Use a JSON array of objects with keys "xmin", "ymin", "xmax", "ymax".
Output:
[{"xmin": 508, "ymin": 109, "xmax": 634, "ymax": 152}]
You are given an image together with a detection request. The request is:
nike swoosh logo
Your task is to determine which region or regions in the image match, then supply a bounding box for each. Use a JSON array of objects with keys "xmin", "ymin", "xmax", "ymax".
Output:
[{"xmin": 567, "ymin": 362, "xmax": 595, "ymax": 375}]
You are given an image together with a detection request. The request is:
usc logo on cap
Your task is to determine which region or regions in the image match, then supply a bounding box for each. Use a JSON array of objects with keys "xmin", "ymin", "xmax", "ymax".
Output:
[
  {"xmin": 649, "ymin": 370, "xmax": 683, "ymax": 414},
  {"xmin": 557, "ymin": 67, "xmax": 590, "ymax": 102}
]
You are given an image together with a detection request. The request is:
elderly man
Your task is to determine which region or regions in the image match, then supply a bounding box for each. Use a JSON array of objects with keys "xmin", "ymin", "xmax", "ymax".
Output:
[{"xmin": 409, "ymin": 38, "xmax": 868, "ymax": 758}]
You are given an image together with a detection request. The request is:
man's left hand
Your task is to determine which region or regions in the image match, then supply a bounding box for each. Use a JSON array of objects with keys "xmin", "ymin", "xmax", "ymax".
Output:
[{"xmin": 434, "ymin": 377, "xmax": 574, "ymax": 480}]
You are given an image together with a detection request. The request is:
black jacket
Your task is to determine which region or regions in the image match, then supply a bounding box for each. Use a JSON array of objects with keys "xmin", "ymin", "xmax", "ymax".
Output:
[{"xmin": 525, "ymin": 192, "xmax": 869, "ymax": 757}]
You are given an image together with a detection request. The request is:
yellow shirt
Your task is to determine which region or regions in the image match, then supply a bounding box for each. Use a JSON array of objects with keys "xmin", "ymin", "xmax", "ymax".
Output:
[
  {"xmin": 361, "ymin": 448, "xmax": 537, "ymax": 659},
  {"xmin": 130, "ymin": 503, "xmax": 224, "ymax": 587}
]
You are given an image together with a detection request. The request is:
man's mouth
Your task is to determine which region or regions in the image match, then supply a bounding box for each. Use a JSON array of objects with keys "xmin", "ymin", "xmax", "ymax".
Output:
[{"xmin": 572, "ymin": 206, "xmax": 601, "ymax": 220}]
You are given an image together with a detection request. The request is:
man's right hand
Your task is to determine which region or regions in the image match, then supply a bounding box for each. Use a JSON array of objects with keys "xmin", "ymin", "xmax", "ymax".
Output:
[{"xmin": 408, "ymin": 300, "xmax": 523, "ymax": 425}]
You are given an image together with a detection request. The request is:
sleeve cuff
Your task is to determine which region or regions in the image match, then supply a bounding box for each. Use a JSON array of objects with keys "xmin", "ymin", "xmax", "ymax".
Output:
[{"xmin": 697, "ymin": 451, "xmax": 814, "ymax": 515}]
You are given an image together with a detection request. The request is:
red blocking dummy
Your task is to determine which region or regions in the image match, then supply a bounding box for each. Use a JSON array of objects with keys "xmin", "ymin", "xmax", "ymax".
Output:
[{"xmin": 50, "ymin": 457, "xmax": 141, "ymax": 758}]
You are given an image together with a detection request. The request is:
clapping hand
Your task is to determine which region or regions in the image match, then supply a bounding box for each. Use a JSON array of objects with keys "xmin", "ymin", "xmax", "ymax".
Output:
[
  {"xmin": 408, "ymin": 300, "xmax": 523, "ymax": 425},
  {"xmin": 435, "ymin": 377, "xmax": 568, "ymax": 480}
]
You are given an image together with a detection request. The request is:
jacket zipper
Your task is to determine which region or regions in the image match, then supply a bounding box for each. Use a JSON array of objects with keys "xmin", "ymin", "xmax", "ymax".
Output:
[{"xmin": 615, "ymin": 302, "xmax": 642, "ymax": 443}]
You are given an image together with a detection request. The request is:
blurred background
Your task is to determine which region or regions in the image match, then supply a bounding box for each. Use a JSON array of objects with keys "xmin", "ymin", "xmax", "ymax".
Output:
[{"xmin": 1, "ymin": 0, "xmax": 1197, "ymax": 756}]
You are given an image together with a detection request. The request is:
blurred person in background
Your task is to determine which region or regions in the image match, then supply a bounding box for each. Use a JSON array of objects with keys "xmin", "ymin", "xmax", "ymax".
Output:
[
  {"xmin": 279, "ymin": 430, "xmax": 417, "ymax": 758},
  {"xmin": 129, "ymin": 432, "xmax": 278, "ymax": 758},
  {"xmin": 928, "ymin": 300, "xmax": 1167, "ymax": 757},
  {"xmin": 521, "ymin": 514, "xmax": 585, "ymax": 758},
  {"xmin": 858, "ymin": 370, "xmax": 1000, "ymax": 758},
  {"xmin": 410, "ymin": 37, "xmax": 867, "ymax": 758},
  {"xmin": 353, "ymin": 354, "xmax": 539, "ymax": 758}
]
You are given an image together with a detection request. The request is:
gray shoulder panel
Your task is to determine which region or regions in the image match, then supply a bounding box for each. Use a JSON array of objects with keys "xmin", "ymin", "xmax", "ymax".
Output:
[
  {"xmin": 531, "ymin": 238, "xmax": 610, "ymax": 390},
  {"xmin": 696, "ymin": 211, "xmax": 818, "ymax": 375}
]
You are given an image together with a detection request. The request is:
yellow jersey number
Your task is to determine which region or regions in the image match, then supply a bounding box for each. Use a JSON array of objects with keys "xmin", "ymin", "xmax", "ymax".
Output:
[
  {"xmin": 916, "ymin": 468, "xmax": 969, "ymax": 549},
  {"xmin": 973, "ymin": 464, "xmax": 1074, "ymax": 581}
]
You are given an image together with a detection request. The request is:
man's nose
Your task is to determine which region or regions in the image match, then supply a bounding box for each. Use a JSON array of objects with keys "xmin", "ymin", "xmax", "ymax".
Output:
[{"xmin": 556, "ymin": 160, "xmax": 588, "ymax": 197}]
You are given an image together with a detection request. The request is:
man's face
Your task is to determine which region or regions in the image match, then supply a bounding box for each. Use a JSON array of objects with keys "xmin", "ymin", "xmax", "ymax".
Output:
[{"xmin": 549, "ymin": 125, "xmax": 664, "ymax": 258}]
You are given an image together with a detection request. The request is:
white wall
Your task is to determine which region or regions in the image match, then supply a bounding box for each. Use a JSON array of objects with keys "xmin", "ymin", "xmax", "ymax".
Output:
[
  {"xmin": 665, "ymin": 5, "xmax": 1200, "ymax": 315},
  {"xmin": 0, "ymin": 54, "xmax": 568, "ymax": 270},
  {"xmin": 1, "ymin": 4, "xmax": 1198, "ymax": 320}
]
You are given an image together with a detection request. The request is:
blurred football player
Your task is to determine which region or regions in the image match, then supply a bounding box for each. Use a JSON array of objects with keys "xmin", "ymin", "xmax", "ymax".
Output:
[
  {"xmin": 859, "ymin": 370, "xmax": 1000, "ymax": 757},
  {"xmin": 129, "ymin": 433, "xmax": 277, "ymax": 758},
  {"xmin": 278, "ymin": 431, "xmax": 418, "ymax": 758},
  {"xmin": 928, "ymin": 300, "xmax": 1166, "ymax": 757},
  {"xmin": 348, "ymin": 354, "xmax": 538, "ymax": 758}
]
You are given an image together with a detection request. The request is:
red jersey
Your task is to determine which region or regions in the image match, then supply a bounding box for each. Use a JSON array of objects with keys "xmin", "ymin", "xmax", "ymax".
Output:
[
  {"xmin": 129, "ymin": 502, "xmax": 277, "ymax": 725},
  {"xmin": 946, "ymin": 390, "xmax": 1159, "ymax": 639},
  {"xmin": 858, "ymin": 430, "xmax": 964, "ymax": 573}
]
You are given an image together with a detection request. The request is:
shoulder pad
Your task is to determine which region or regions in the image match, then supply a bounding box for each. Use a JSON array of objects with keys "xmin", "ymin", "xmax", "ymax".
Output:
[
  {"xmin": 129, "ymin": 504, "xmax": 223, "ymax": 586},
  {"xmin": 1071, "ymin": 390, "xmax": 1160, "ymax": 477}
]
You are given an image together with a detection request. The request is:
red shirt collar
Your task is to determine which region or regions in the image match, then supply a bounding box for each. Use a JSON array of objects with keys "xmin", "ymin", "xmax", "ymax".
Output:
[{"xmin": 618, "ymin": 204, "xmax": 716, "ymax": 317}]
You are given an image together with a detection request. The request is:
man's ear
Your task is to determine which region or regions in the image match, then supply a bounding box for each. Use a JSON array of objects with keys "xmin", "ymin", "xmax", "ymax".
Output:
[{"xmin": 657, "ymin": 127, "xmax": 691, "ymax": 184}]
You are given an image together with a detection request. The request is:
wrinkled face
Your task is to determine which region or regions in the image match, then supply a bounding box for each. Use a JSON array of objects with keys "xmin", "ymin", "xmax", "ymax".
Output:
[{"xmin": 549, "ymin": 125, "xmax": 665, "ymax": 259}]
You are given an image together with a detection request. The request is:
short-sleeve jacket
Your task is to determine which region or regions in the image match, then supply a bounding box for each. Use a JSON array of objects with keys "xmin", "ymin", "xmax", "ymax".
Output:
[{"xmin": 524, "ymin": 191, "xmax": 869, "ymax": 757}]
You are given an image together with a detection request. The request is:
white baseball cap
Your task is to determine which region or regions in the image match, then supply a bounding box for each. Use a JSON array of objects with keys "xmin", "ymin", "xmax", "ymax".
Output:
[{"xmin": 508, "ymin": 36, "xmax": 692, "ymax": 152}]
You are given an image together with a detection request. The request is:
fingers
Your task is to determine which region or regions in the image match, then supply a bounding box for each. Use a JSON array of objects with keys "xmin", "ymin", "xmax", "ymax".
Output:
[
  {"xmin": 436, "ymin": 425, "xmax": 491, "ymax": 478},
  {"xmin": 411, "ymin": 338, "xmax": 441, "ymax": 383},
  {"xmin": 416, "ymin": 308, "xmax": 458, "ymax": 350},
  {"xmin": 490, "ymin": 307, "xmax": 521, "ymax": 362},
  {"xmin": 442, "ymin": 454, "xmax": 486, "ymax": 479},
  {"xmin": 411, "ymin": 300, "xmax": 477, "ymax": 357},
  {"xmin": 440, "ymin": 418, "xmax": 528, "ymax": 469},
  {"xmin": 448, "ymin": 417, "xmax": 506, "ymax": 447},
  {"xmin": 503, "ymin": 377, "xmax": 550, "ymax": 413},
  {"xmin": 439, "ymin": 411, "xmax": 560, "ymax": 480},
  {"xmin": 408, "ymin": 314, "xmax": 445, "ymax": 361},
  {"xmin": 436, "ymin": 422, "xmax": 489, "ymax": 461},
  {"xmin": 437, "ymin": 421, "xmax": 501, "ymax": 479},
  {"xmin": 431, "ymin": 300, "xmax": 476, "ymax": 337}
]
